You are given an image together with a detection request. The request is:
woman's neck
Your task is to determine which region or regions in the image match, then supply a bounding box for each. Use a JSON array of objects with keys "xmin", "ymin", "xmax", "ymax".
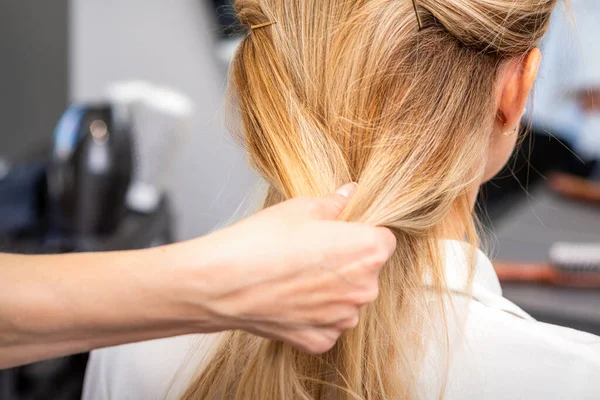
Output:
[{"xmin": 438, "ymin": 185, "xmax": 480, "ymax": 242}]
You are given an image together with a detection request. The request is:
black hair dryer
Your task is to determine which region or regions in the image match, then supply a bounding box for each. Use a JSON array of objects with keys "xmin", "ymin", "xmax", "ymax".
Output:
[{"xmin": 47, "ymin": 104, "xmax": 133, "ymax": 236}]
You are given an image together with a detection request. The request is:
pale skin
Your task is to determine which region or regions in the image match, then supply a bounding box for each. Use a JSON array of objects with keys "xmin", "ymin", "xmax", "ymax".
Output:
[
  {"xmin": 448, "ymin": 49, "xmax": 541, "ymax": 235},
  {"xmin": 486, "ymin": 49, "xmax": 541, "ymax": 184},
  {"xmin": 0, "ymin": 183, "xmax": 397, "ymax": 368}
]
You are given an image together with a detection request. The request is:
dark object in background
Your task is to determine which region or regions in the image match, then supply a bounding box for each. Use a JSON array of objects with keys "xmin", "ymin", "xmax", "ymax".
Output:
[
  {"xmin": 0, "ymin": 163, "xmax": 47, "ymax": 236},
  {"xmin": 495, "ymin": 240, "xmax": 600, "ymax": 288},
  {"xmin": 0, "ymin": 102, "xmax": 167, "ymax": 400},
  {"xmin": 0, "ymin": 167, "xmax": 173, "ymax": 399},
  {"xmin": 478, "ymin": 127, "xmax": 597, "ymax": 221},
  {"xmin": 47, "ymin": 104, "xmax": 133, "ymax": 236},
  {"xmin": 211, "ymin": 0, "xmax": 242, "ymax": 37}
]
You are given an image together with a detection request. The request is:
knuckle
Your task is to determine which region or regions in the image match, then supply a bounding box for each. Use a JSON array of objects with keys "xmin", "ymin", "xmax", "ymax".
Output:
[
  {"xmin": 363, "ymin": 228, "xmax": 378, "ymax": 247},
  {"xmin": 309, "ymin": 309, "xmax": 338, "ymax": 327},
  {"xmin": 365, "ymin": 284, "xmax": 380, "ymax": 302},
  {"xmin": 311, "ymin": 314, "xmax": 331, "ymax": 326},
  {"xmin": 298, "ymin": 197, "xmax": 322, "ymax": 217},
  {"xmin": 351, "ymin": 284, "xmax": 380, "ymax": 305},
  {"xmin": 306, "ymin": 337, "xmax": 336, "ymax": 355},
  {"xmin": 363, "ymin": 230, "xmax": 382, "ymax": 255},
  {"xmin": 366, "ymin": 236, "xmax": 391, "ymax": 268},
  {"xmin": 337, "ymin": 305, "xmax": 360, "ymax": 322},
  {"xmin": 339, "ymin": 315, "xmax": 360, "ymax": 330}
]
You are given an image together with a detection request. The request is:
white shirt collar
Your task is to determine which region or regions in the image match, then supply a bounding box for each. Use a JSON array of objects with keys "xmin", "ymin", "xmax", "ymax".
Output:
[{"xmin": 441, "ymin": 240, "xmax": 535, "ymax": 321}]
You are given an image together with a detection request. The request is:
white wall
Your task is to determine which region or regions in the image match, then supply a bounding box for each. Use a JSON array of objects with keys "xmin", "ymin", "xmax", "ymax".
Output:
[{"xmin": 70, "ymin": 0, "xmax": 257, "ymax": 240}]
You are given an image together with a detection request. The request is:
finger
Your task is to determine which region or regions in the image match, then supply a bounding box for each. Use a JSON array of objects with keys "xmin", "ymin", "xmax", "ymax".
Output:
[
  {"xmin": 337, "ymin": 315, "xmax": 360, "ymax": 330},
  {"xmin": 375, "ymin": 227, "xmax": 397, "ymax": 262},
  {"xmin": 357, "ymin": 227, "xmax": 397, "ymax": 273},
  {"xmin": 314, "ymin": 222, "xmax": 396, "ymax": 267},
  {"xmin": 315, "ymin": 183, "xmax": 358, "ymax": 219},
  {"xmin": 335, "ymin": 182, "xmax": 359, "ymax": 199},
  {"xmin": 291, "ymin": 329, "xmax": 339, "ymax": 354}
]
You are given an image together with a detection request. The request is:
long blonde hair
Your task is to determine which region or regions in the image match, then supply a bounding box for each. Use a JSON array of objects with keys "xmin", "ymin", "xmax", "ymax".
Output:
[{"xmin": 182, "ymin": 0, "xmax": 556, "ymax": 398}]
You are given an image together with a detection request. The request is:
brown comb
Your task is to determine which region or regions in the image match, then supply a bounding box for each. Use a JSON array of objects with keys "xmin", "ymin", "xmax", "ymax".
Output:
[{"xmin": 495, "ymin": 262, "xmax": 600, "ymax": 289}]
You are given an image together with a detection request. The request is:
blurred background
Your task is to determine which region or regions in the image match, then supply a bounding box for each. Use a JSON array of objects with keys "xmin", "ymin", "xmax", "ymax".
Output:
[{"xmin": 1, "ymin": 1, "xmax": 599, "ymax": 399}]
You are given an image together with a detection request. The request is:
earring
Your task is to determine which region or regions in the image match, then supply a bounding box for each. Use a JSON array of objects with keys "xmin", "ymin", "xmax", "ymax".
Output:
[
  {"xmin": 502, "ymin": 108, "xmax": 526, "ymax": 136},
  {"xmin": 503, "ymin": 128, "xmax": 516, "ymax": 136}
]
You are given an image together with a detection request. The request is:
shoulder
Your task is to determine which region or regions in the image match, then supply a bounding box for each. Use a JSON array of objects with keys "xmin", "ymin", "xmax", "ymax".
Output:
[
  {"xmin": 449, "ymin": 300, "xmax": 600, "ymax": 400},
  {"xmin": 468, "ymin": 299, "xmax": 600, "ymax": 359},
  {"xmin": 83, "ymin": 334, "xmax": 219, "ymax": 400}
]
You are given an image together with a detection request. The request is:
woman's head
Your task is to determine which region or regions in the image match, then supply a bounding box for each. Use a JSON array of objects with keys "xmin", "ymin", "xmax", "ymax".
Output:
[
  {"xmin": 183, "ymin": 1, "xmax": 556, "ymax": 399},
  {"xmin": 232, "ymin": 0, "xmax": 551, "ymax": 230}
]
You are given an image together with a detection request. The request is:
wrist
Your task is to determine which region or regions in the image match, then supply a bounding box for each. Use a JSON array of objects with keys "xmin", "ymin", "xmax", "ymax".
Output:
[{"xmin": 150, "ymin": 235, "xmax": 237, "ymax": 334}]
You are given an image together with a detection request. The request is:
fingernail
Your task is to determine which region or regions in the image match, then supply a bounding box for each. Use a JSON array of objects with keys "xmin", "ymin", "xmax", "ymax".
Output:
[{"xmin": 335, "ymin": 182, "xmax": 358, "ymax": 198}]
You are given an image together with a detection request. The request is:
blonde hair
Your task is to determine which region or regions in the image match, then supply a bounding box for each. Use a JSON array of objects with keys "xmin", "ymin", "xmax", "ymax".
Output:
[{"xmin": 182, "ymin": 0, "xmax": 556, "ymax": 398}]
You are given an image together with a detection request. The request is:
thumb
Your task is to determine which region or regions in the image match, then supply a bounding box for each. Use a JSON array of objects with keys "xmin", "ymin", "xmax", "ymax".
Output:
[{"xmin": 316, "ymin": 183, "xmax": 358, "ymax": 219}]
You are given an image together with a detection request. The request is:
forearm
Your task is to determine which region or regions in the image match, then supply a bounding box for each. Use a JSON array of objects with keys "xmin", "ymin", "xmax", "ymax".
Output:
[{"xmin": 0, "ymin": 245, "xmax": 217, "ymax": 368}]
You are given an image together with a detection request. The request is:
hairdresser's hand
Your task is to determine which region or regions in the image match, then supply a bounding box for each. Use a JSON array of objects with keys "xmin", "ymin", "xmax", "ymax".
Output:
[
  {"xmin": 0, "ymin": 184, "xmax": 395, "ymax": 368},
  {"xmin": 173, "ymin": 184, "xmax": 396, "ymax": 354}
]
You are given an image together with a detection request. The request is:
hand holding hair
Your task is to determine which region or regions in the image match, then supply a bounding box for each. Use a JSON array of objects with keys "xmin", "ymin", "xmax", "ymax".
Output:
[
  {"xmin": 0, "ymin": 184, "xmax": 396, "ymax": 368},
  {"xmin": 170, "ymin": 183, "xmax": 397, "ymax": 354}
]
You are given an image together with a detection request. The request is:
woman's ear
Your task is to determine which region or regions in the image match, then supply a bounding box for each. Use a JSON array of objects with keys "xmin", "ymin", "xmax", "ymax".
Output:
[{"xmin": 497, "ymin": 49, "xmax": 542, "ymax": 130}]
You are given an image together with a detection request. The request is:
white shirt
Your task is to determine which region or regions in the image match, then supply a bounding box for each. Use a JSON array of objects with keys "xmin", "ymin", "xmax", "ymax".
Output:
[{"xmin": 82, "ymin": 241, "xmax": 600, "ymax": 400}]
